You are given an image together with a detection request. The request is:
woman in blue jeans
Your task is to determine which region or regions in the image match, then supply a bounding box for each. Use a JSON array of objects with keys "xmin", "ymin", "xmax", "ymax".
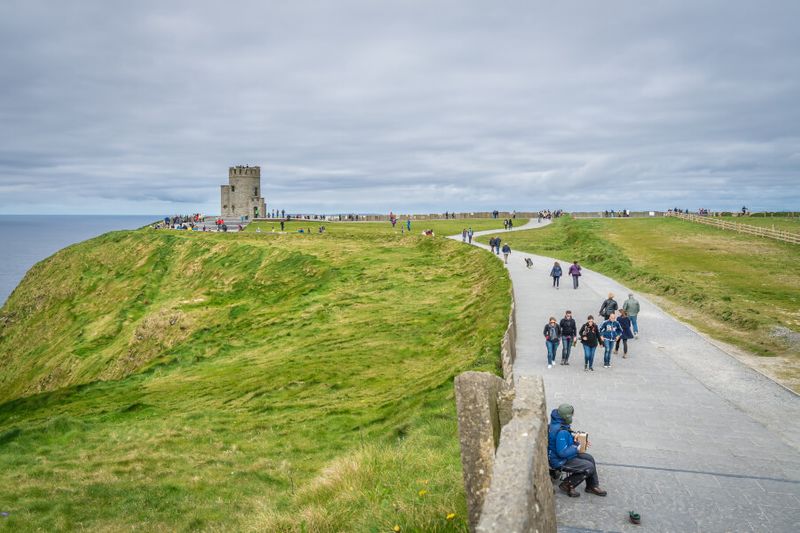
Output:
[
  {"xmin": 598, "ymin": 312, "xmax": 623, "ymax": 368},
  {"xmin": 543, "ymin": 316, "xmax": 561, "ymax": 369},
  {"xmin": 579, "ymin": 316, "xmax": 600, "ymax": 371}
]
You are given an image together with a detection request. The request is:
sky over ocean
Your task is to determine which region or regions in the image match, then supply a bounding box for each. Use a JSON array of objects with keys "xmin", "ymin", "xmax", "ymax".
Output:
[{"xmin": 0, "ymin": 1, "xmax": 798, "ymax": 214}]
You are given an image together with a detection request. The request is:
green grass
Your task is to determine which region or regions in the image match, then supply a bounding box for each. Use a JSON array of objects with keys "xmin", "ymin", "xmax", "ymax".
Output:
[
  {"xmin": 712, "ymin": 215, "xmax": 800, "ymax": 233},
  {"xmin": 479, "ymin": 217, "xmax": 800, "ymax": 389},
  {"xmin": 245, "ymin": 218, "xmax": 527, "ymax": 237},
  {"xmin": 0, "ymin": 228, "xmax": 510, "ymax": 531}
]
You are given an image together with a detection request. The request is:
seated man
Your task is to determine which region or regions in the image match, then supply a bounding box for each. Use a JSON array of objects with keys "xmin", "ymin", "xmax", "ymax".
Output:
[{"xmin": 547, "ymin": 403, "xmax": 607, "ymax": 497}]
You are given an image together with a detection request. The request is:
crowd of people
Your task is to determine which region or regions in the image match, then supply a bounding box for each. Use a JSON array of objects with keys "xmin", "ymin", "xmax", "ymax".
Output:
[
  {"xmin": 602, "ymin": 209, "xmax": 630, "ymax": 218},
  {"xmin": 685, "ymin": 206, "xmax": 749, "ymax": 216},
  {"xmin": 541, "ymin": 292, "xmax": 640, "ymax": 371},
  {"xmin": 537, "ymin": 209, "xmax": 563, "ymax": 222}
]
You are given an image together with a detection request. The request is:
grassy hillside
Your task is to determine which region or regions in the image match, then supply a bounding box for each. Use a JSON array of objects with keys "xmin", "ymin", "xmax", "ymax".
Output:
[
  {"xmin": 0, "ymin": 228, "xmax": 510, "ymax": 531},
  {"xmin": 245, "ymin": 218, "xmax": 527, "ymax": 236},
  {"xmin": 479, "ymin": 217, "xmax": 800, "ymax": 390}
]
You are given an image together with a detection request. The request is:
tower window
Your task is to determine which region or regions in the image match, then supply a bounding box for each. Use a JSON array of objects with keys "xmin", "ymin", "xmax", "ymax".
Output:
[
  {"xmin": 254, "ymin": 187, "xmax": 258, "ymax": 196},
  {"xmin": 231, "ymin": 185, "xmax": 235, "ymax": 192}
]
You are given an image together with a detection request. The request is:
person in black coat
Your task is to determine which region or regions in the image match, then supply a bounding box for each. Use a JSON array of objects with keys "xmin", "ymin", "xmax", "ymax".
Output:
[
  {"xmin": 598, "ymin": 293, "xmax": 618, "ymax": 320},
  {"xmin": 579, "ymin": 316, "xmax": 600, "ymax": 371},
  {"xmin": 559, "ymin": 310, "xmax": 577, "ymax": 365}
]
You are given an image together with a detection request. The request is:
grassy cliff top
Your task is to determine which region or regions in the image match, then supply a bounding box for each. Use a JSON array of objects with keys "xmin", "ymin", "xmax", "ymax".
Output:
[{"xmin": 0, "ymin": 227, "xmax": 510, "ymax": 531}]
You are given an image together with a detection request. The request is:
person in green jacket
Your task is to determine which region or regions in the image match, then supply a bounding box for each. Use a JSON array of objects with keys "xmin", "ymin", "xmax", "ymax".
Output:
[{"xmin": 623, "ymin": 293, "xmax": 640, "ymax": 337}]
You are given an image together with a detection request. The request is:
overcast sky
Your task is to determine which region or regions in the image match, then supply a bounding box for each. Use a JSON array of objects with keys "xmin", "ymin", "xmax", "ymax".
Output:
[{"xmin": 0, "ymin": 1, "xmax": 798, "ymax": 215}]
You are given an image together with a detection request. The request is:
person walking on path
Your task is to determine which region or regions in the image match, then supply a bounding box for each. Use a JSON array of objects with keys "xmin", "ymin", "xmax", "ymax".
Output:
[
  {"xmin": 543, "ymin": 316, "xmax": 562, "ymax": 369},
  {"xmin": 579, "ymin": 316, "xmax": 599, "ymax": 371},
  {"xmin": 559, "ymin": 310, "xmax": 577, "ymax": 365},
  {"xmin": 598, "ymin": 312, "xmax": 623, "ymax": 368},
  {"xmin": 462, "ymin": 228, "xmax": 467, "ymax": 242},
  {"xmin": 406, "ymin": 218, "xmax": 412, "ymax": 231},
  {"xmin": 467, "ymin": 227, "xmax": 474, "ymax": 243},
  {"xmin": 598, "ymin": 292, "xmax": 618, "ymax": 320},
  {"xmin": 568, "ymin": 261, "xmax": 582, "ymax": 289},
  {"xmin": 623, "ymin": 293, "xmax": 640, "ymax": 337},
  {"xmin": 501, "ymin": 243, "xmax": 511, "ymax": 264},
  {"xmin": 495, "ymin": 237, "xmax": 502, "ymax": 255},
  {"xmin": 550, "ymin": 261, "xmax": 563, "ymax": 289},
  {"xmin": 548, "ymin": 404, "xmax": 607, "ymax": 498},
  {"xmin": 614, "ymin": 309, "xmax": 634, "ymax": 357}
]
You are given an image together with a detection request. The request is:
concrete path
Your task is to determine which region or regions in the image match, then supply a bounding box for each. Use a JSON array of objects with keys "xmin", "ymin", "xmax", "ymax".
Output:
[{"xmin": 450, "ymin": 220, "xmax": 800, "ymax": 532}]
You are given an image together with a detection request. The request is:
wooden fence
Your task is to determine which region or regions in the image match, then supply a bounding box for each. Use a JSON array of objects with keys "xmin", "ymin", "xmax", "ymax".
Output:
[{"xmin": 670, "ymin": 212, "xmax": 800, "ymax": 245}]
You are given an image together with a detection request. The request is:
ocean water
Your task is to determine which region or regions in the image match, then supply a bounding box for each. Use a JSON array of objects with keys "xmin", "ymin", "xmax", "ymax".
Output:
[{"xmin": 0, "ymin": 215, "xmax": 159, "ymax": 306}]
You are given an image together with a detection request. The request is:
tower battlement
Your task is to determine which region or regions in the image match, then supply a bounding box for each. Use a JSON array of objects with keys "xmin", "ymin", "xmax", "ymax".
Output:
[{"xmin": 229, "ymin": 165, "xmax": 261, "ymax": 178}]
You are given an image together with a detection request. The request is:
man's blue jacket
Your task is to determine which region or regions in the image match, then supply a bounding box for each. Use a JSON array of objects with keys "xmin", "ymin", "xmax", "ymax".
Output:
[{"xmin": 547, "ymin": 409, "xmax": 579, "ymax": 468}]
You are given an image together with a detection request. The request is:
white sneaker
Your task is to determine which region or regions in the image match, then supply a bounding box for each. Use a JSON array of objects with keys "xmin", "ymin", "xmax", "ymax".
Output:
[{"xmin": 547, "ymin": 364, "xmax": 553, "ymax": 369}]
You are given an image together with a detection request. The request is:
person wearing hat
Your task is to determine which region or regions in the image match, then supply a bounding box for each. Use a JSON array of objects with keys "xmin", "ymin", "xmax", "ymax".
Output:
[{"xmin": 547, "ymin": 404, "xmax": 607, "ymax": 498}]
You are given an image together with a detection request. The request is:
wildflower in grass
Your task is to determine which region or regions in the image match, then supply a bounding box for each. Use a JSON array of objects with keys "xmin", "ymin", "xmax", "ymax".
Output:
[
  {"xmin": 393, "ymin": 525, "xmax": 401, "ymax": 532},
  {"xmin": 446, "ymin": 513, "xmax": 456, "ymax": 520},
  {"xmin": 418, "ymin": 489, "xmax": 427, "ymax": 497}
]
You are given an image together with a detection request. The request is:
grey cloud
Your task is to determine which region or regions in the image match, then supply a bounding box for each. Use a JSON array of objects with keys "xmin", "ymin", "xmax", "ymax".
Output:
[{"xmin": 0, "ymin": 0, "xmax": 799, "ymax": 215}]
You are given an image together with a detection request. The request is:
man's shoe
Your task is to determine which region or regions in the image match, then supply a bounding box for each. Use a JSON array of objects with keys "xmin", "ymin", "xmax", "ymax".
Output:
[
  {"xmin": 547, "ymin": 364, "xmax": 553, "ymax": 369},
  {"xmin": 613, "ymin": 350, "xmax": 618, "ymax": 354},
  {"xmin": 559, "ymin": 481, "xmax": 580, "ymax": 498},
  {"xmin": 585, "ymin": 486, "xmax": 607, "ymax": 496}
]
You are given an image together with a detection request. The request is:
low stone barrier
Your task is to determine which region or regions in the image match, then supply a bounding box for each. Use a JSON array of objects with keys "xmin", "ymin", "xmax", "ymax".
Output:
[
  {"xmin": 454, "ymin": 290, "xmax": 555, "ymax": 533},
  {"xmin": 500, "ymin": 295, "xmax": 517, "ymax": 386},
  {"xmin": 476, "ymin": 375, "xmax": 555, "ymax": 533},
  {"xmin": 570, "ymin": 210, "xmax": 663, "ymax": 218},
  {"xmin": 258, "ymin": 211, "xmax": 540, "ymax": 222}
]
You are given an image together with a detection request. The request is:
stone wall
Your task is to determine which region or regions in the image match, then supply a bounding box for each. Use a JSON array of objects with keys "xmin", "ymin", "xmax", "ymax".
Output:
[
  {"xmin": 258, "ymin": 211, "xmax": 541, "ymax": 221},
  {"xmin": 476, "ymin": 375, "xmax": 555, "ymax": 533},
  {"xmin": 454, "ymin": 289, "xmax": 555, "ymax": 533},
  {"xmin": 570, "ymin": 210, "xmax": 664, "ymax": 218}
]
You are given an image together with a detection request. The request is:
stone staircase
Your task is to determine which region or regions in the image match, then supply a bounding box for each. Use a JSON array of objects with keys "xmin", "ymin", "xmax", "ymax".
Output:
[{"xmin": 193, "ymin": 216, "xmax": 251, "ymax": 232}]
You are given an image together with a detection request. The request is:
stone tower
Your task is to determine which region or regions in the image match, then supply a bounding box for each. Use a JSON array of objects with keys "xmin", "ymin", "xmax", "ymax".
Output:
[{"xmin": 220, "ymin": 165, "xmax": 267, "ymax": 219}]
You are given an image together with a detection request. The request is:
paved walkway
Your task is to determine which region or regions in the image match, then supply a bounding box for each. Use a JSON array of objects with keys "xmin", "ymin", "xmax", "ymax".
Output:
[{"xmin": 451, "ymin": 220, "xmax": 800, "ymax": 532}]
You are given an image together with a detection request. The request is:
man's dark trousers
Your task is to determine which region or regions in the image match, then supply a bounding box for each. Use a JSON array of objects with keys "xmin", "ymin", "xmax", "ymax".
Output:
[{"xmin": 562, "ymin": 453, "xmax": 600, "ymax": 488}]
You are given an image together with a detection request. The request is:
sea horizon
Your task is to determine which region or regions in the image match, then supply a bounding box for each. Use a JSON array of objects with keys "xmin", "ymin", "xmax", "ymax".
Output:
[{"xmin": 0, "ymin": 214, "xmax": 162, "ymax": 306}]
